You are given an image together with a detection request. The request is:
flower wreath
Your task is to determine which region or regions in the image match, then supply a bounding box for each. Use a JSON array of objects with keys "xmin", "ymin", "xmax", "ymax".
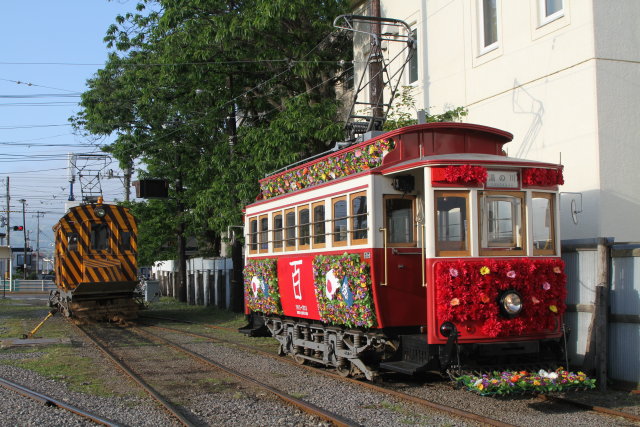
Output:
[
  {"xmin": 435, "ymin": 258, "xmax": 567, "ymax": 337},
  {"xmin": 522, "ymin": 168, "xmax": 564, "ymax": 187},
  {"xmin": 243, "ymin": 258, "xmax": 283, "ymax": 315},
  {"xmin": 260, "ymin": 139, "xmax": 395, "ymax": 199},
  {"xmin": 313, "ymin": 253, "xmax": 377, "ymax": 328}
]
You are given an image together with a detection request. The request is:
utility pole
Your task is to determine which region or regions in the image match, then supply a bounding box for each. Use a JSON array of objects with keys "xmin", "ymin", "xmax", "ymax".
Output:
[
  {"xmin": 5, "ymin": 178, "xmax": 11, "ymax": 288},
  {"xmin": 19, "ymin": 199, "xmax": 26, "ymax": 279},
  {"xmin": 34, "ymin": 212, "xmax": 44, "ymax": 276},
  {"xmin": 369, "ymin": 0, "xmax": 384, "ymax": 128}
]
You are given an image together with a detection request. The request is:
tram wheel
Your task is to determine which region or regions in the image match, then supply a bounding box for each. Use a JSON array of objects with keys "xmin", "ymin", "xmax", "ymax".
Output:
[
  {"xmin": 336, "ymin": 361, "xmax": 352, "ymax": 377},
  {"xmin": 293, "ymin": 353, "xmax": 307, "ymax": 365}
]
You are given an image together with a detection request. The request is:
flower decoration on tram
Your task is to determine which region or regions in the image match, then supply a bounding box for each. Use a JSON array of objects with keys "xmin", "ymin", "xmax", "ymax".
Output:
[
  {"xmin": 449, "ymin": 267, "xmax": 459, "ymax": 278},
  {"xmin": 456, "ymin": 368, "xmax": 595, "ymax": 396},
  {"xmin": 442, "ymin": 165, "xmax": 488, "ymax": 185},
  {"xmin": 259, "ymin": 138, "xmax": 395, "ymax": 199},
  {"xmin": 522, "ymin": 168, "xmax": 564, "ymax": 187},
  {"xmin": 434, "ymin": 258, "xmax": 567, "ymax": 337},
  {"xmin": 313, "ymin": 253, "xmax": 377, "ymax": 328},
  {"xmin": 243, "ymin": 258, "xmax": 282, "ymax": 315}
]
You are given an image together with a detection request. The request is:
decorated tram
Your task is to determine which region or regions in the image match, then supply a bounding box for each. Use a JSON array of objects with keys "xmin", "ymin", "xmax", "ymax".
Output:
[{"xmin": 243, "ymin": 123, "xmax": 566, "ymax": 380}]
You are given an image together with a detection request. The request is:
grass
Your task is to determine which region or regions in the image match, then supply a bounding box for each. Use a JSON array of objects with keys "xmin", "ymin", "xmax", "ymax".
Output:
[{"xmin": 145, "ymin": 297, "xmax": 246, "ymax": 328}]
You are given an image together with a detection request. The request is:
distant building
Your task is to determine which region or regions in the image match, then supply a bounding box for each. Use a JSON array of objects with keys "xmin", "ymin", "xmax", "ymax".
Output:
[{"xmin": 350, "ymin": 0, "xmax": 640, "ymax": 241}]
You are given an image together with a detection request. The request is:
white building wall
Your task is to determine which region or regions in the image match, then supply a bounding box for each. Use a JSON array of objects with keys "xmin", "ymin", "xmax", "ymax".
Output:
[{"xmin": 361, "ymin": 0, "xmax": 640, "ymax": 242}]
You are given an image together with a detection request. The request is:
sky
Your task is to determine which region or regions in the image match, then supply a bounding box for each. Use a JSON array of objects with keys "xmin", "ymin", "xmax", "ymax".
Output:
[{"xmin": 0, "ymin": 0, "xmax": 143, "ymax": 256}]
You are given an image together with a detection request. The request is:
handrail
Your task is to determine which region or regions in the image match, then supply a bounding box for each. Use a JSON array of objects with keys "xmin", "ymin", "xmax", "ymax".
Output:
[
  {"xmin": 379, "ymin": 228, "xmax": 388, "ymax": 286},
  {"xmin": 421, "ymin": 224, "xmax": 426, "ymax": 287}
]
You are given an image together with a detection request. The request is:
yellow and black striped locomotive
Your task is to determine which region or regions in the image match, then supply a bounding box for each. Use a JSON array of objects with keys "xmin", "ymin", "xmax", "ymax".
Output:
[{"xmin": 49, "ymin": 198, "xmax": 142, "ymax": 321}]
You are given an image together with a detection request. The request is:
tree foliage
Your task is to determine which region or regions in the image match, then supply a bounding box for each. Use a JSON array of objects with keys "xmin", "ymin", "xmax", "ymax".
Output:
[{"xmin": 73, "ymin": 0, "xmax": 351, "ymax": 259}]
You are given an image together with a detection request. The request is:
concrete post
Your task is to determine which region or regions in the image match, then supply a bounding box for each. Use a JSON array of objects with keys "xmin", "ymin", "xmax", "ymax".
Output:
[{"xmin": 203, "ymin": 270, "xmax": 210, "ymax": 306}]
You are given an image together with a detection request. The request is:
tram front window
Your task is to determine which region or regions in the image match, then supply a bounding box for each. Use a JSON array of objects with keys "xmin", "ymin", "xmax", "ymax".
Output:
[
  {"xmin": 480, "ymin": 191, "xmax": 525, "ymax": 255},
  {"xmin": 435, "ymin": 191, "xmax": 469, "ymax": 255}
]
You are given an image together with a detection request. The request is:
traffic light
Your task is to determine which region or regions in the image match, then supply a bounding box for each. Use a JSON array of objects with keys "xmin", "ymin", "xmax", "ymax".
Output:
[{"xmin": 12, "ymin": 225, "xmax": 24, "ymax": 231}]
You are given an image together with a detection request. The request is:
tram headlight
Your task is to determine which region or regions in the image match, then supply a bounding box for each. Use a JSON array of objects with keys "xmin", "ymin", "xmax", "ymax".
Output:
[
  {"xmin": 439, "ymin": 322, "xmax": 457, "ymax": 338},
  {"xmin": 499, "ymin": 290, "xmax": 523, "ymax": 318},
  {"xmin": 94, "ymin": 207, "xmax": 106, "ymax": 218}
]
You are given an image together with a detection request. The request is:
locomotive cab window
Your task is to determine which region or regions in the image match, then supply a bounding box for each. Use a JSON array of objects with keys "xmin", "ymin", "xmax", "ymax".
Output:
[
  {"xmin": 479, "ymin": 191, "xmax": 526, "ymax": 255},
  {"xmin": 67, "ymin": 232, "xmax": 79, "ymax": 251},
  {"xmin": 435, "ymin": 191, "xmax": 470, "ymax": 256},
  {"xmin": 384, "ymin": 195, "xmax": 416, "ymax": 247},
  {"xmin": 90, "ymin": 223, "xmax": 110, "ymax": 251},
  {"xmin": 532, "ymin": 192, "xmax": 555, "ymax": 255},
  {"xmin": 120, "ymin": 231, "xmax": 132, "ymax": 252}
]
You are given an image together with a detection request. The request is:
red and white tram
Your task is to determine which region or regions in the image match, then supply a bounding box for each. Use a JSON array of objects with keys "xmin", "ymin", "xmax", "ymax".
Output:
[{"xmin": 243, "ymin": 123, "xmax": 566, "ymax": 380}]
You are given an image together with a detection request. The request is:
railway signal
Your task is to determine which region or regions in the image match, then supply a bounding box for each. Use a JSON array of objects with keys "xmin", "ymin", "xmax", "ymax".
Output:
[{"xmin": 12, "ymin": 225, "xmax": 24, "ymax": 231}]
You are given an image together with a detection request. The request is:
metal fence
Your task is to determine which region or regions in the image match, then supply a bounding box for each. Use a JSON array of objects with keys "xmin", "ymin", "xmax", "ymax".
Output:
[
  {"xmin": 562, "ymin": 239, "xmax": 640, "ymax": 389},
  {"xmin": 0, "ymin": 279, "xmax": 56, "ymax": 293}
]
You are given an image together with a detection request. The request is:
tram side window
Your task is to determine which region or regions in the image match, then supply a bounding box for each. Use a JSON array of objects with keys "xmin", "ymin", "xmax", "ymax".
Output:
[
  {"xmin": 351, "ymin": 192, "xmax": 368, "ymax": 244},
  {"xmin": 273, "ymin": 212, "xmax": 283, "ymax": 252},
  {"xmin": 249, "ymin": 218, "xmax": 258, "ymax": 253},
  {"xmin": 480, "ymin": 191, "xmax": 525, "ymax": 255},
  {"xmin": 385, "ymin": 195, "xmax": 415, "ymax": 246},
  {"xmin": 332, "ymin": 196, "xmax": 348, "ymax": 246},
  {"xmin": 90, "ymin": 223, "xmax": 110, "ymax": 251},
  {"xmin": 532, "ymin": 192, "xmax": 555, "ymax": 255},
  {"xmin": 120, "ymin": 231, "xmax": 132, "ymax": 251},
  {"xmin": 435, "ymin": 191, "xmax": 469, "ymax": 255},
  {"xmin": 298, "ymin": 206, "xmax": 310, "ymax": 249},
  {"xmin": 259, "ymin": 215, "xmax": 269, "ymax": 252},
  {"xmin": 312, "ymin": 201, "xmax": 326, "ymax": 248},
  {"xmin": 285, "ymin": 209, "xmax": 296, "ymax": 250},
  {"xmin": 67, "ymin": 232, "xmax": 79, "ymax": 251}
]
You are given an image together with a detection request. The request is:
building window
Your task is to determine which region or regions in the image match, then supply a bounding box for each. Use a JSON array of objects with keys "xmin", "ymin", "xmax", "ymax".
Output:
[
  {"xmin": 351, "ymin": 192, "xmax": 368, "ymax": 244},
  {"xmin": 332, "ymin": 196, "xmax": 348, "ymax": 246},
  {"xmin": 384, "ymin": 195, "xmax": 416, "ymax": 246},
  {"xmin": 479, "ymin": 0, "xmax": 498, "ymax": 52},
  {"xmin": 285, "ymin": 209, "xmax": 296, "ymax": 250},
  {"xmin": 312, "ymin": 201, "xmax": 326, "ymax": 249},
  {"xmin": 435, "ymin": 191, "xmax": 470, "ymax": 256},
  {"xmin": 298, "ymin": 206, "xmax": 310, "ymax": 250},
  {"xmin": 272, "ymin": 212, "xmax": 283, "ymax": 252},
  {"xmin": 249, "ymin": 218, "xmax": 258, "ymax": 253},
  {"xmin": 540, "ymin": 0, "xmax": 564, "ymax": 25},
  {"xmin": 479, "ymin": 191, "xmax": 526, "ymax": 256},
  {"xmin": 408, "ymin": 29, "xmax": 418, "ymax": 84},
  {"xmin": 532, "ymin": 192, "xmax": 555, "ymax": 255},
  {"xmin": 90, "ymin": 223, "xmax": 110, "ymax": 251}
]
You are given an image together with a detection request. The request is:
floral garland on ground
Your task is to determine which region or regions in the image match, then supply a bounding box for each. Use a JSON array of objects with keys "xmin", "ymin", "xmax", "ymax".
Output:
[
  {"xmin": 260, "ymin": 139, "xmax": 395, "ymax": 199},
  {"xmin": 435, "ymin": 258, "xmax": 567, "ymax": 337},
  {"xmin": 522, "ymin": 168, "xmax": 564, "ymax": 186},
  {"xmin": 456, "ymin": 369, "xmax": 595, "ymax": 396},
  {"xmin": 312, "ymin": 253, "xmax": 377, "ymax": 328},
  {"xmin": 443, "ymin": 165, "xmax": 488, "ymax": 185},
  {"xmin": 243, "ymin": 258, "xmax": 282, "ymax": 315}
]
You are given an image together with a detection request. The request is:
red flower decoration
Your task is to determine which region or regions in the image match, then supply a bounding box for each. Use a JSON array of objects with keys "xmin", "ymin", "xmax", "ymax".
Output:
[
  {"xmin": 443, "ymin": 165, "xmax": 488, "ymax": 185},
  {"xmin": 522, "ymin": 168, "xmax": 564, "ymax": 187},
  {"xmin": 435, "ymin": 258, "xmax": 567, "ymax": 338}
]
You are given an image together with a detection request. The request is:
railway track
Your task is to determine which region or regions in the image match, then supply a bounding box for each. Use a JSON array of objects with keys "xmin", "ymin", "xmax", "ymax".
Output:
[
  {"xmin": 140, "ymin": 319, "xmax": 515, "ymax": 427},
  {"xmin": 140, "ymin": 315, "xmax": 640, "ymax": 426},
  {"xmin": 0, "ymin": 376, "xmax": 121, "ymax": 427},
  {"xmin": 73, "ymin": 320, "xmax": 359, "ymax": 426}
]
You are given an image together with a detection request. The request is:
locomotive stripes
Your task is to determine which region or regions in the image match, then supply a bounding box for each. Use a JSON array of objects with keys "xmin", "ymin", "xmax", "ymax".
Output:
[{"xmin": 53, "ymin": 203, "xmax": 138, "ymax": 291}]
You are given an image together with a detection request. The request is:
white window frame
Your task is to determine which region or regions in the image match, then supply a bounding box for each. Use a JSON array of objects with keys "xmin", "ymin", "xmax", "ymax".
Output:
[
  {"xmin": 478, "ymin": 0, "xmax": 499, "ymax": 55},
  {"xmin": 539, "ymin": 0, "xmax": 564, "ymax": 26}
]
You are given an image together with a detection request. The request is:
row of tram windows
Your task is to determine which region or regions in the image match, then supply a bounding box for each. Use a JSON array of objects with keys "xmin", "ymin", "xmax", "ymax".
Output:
[
  {"xmin": 249, "ymin": 191, "xmax": 369, "ymax": 253},
  {"xmin": 66, "ymin": 224, "xmax": 134, "ymax": 253},
  {"xmin": 436, "ymin": 190, "xmax": 556, "ymax": 256}
]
